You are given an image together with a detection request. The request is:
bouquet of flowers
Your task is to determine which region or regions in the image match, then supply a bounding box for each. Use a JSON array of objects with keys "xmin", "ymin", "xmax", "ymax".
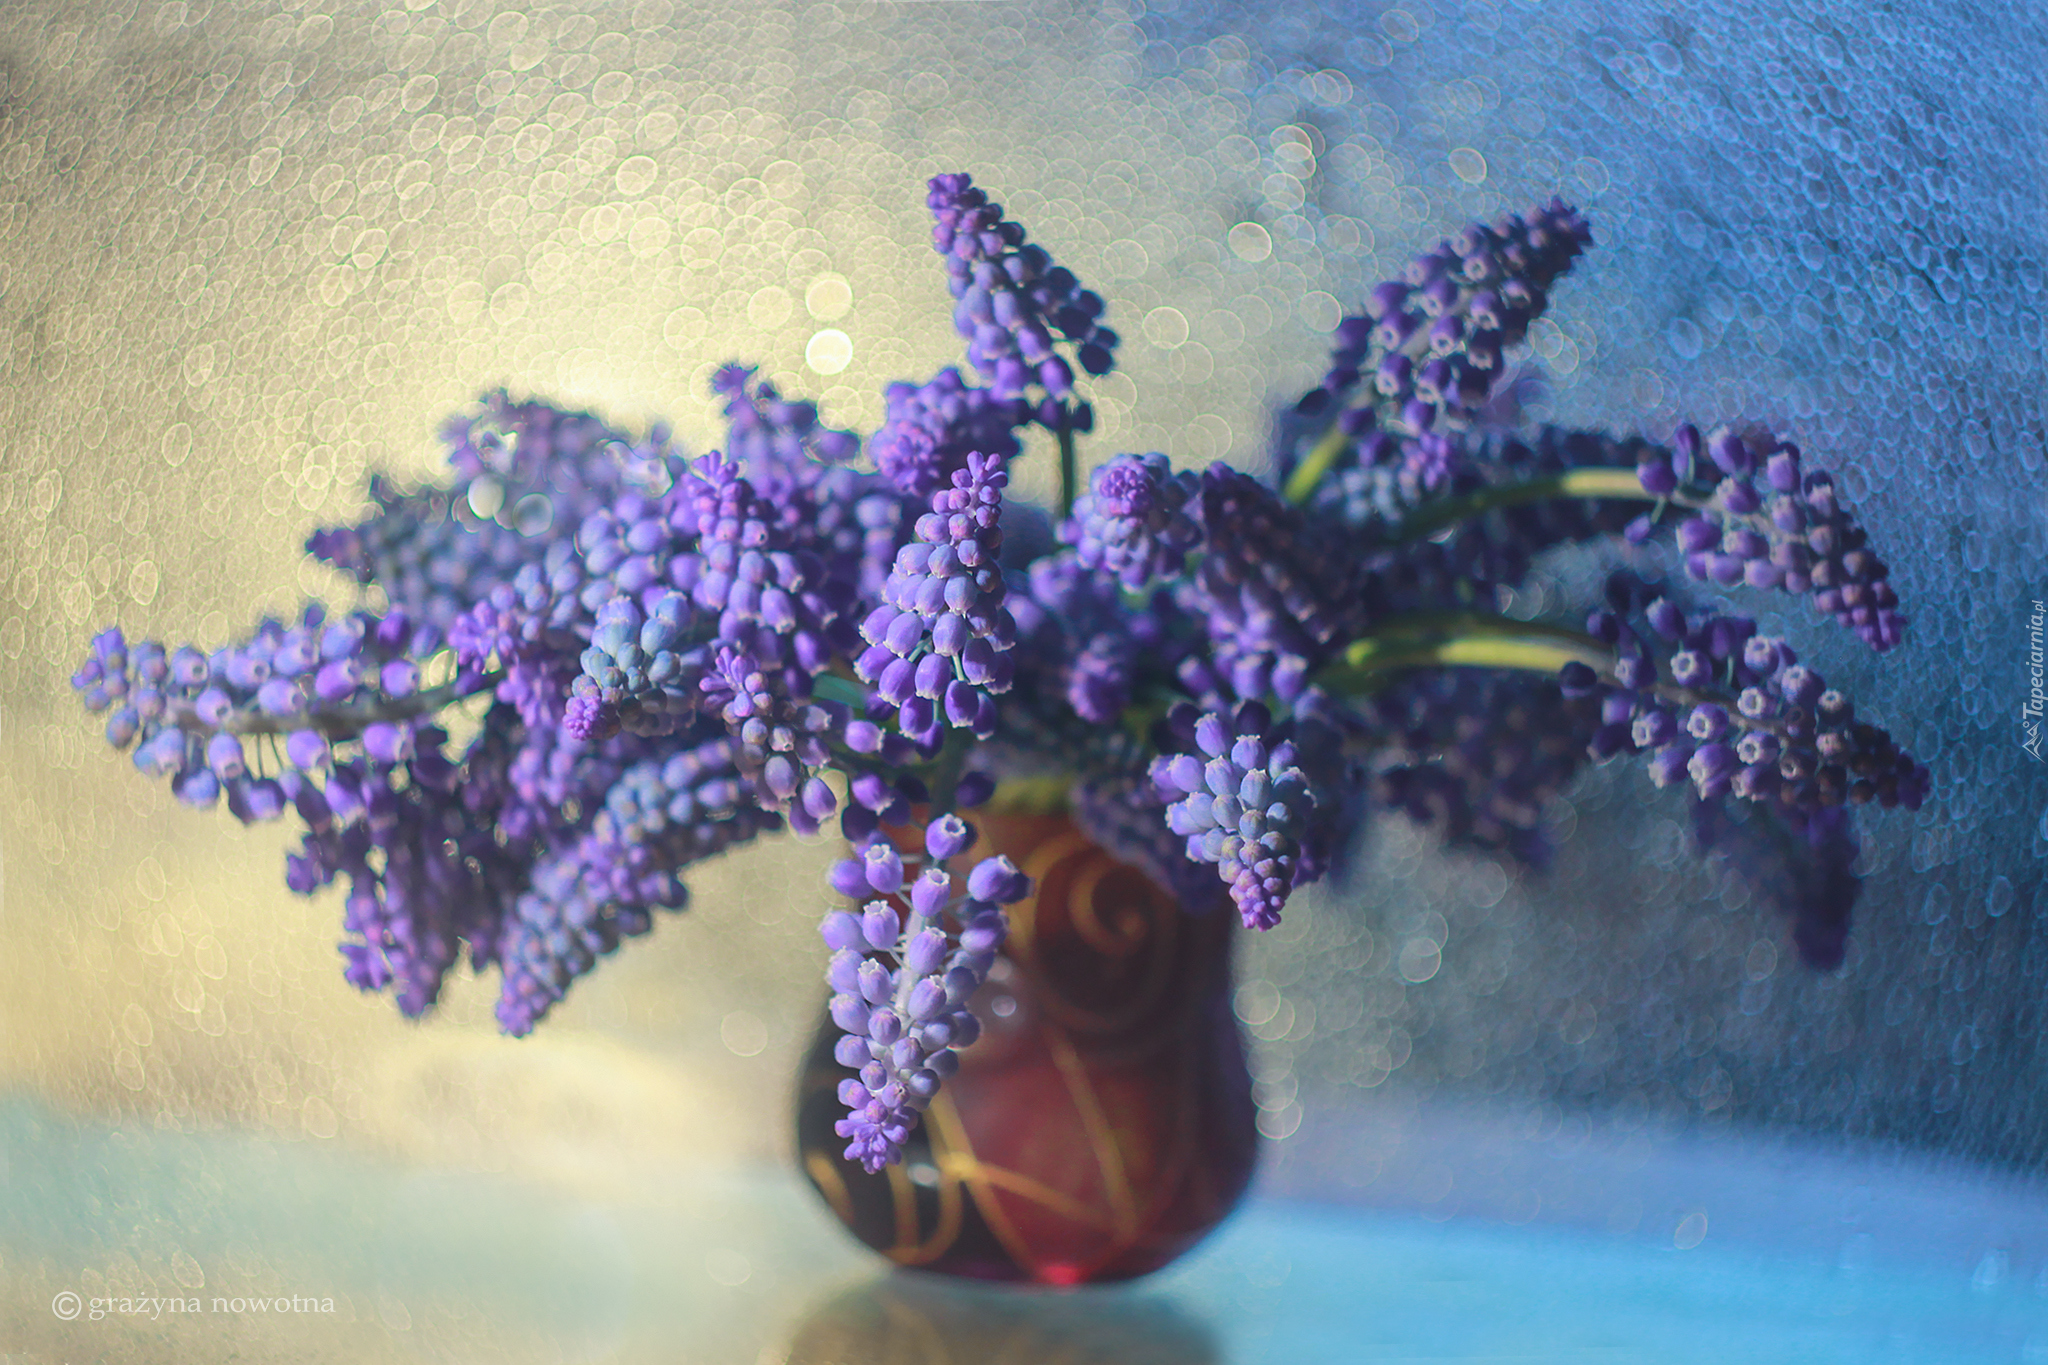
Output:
[{"xmin": 72, "ymin": 173, "xmax": 1926, "ymax": 1178}]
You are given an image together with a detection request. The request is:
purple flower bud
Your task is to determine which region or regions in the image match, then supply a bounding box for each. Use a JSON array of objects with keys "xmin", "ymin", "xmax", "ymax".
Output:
[
  {"xmin": 1646, "ymin": 598, "xmax": 1687, "ymax": 639},
  {"xmin": 380, "ymin": 659, "xmax": 419, "ymax": 697},
  {"xmin": 828, "ymin": 859, "xmax": 869, "ymax": 899},
  {"xmin": 966, "ymin": 855, "xmax": 1027, "ymax": 903},
  {"xmin": 802, "ymin": 777, "xmax": 839, "ymax": 820},
  {"xmin": 205, "ymin": 732, "xmax": 246, "ymax": 779},
  {"xmin": 232, "ymin": 777, "xmax": 287, "ymax": 823},
  {"xmin": 1778, "ymin": 665, "xmax": 1825, "ymax": 707},
  {"xmin": 1678, "ymin": 517, "xmax": 1719, "ymax": 554},
  {"xmin": 821, "ymin": 910, "xmax": 863, "ymax": 951},
  {"xmin": 1709, "ymin": 431, "xmax": 1752, "ymax": 475},
  {"xmin": 1558, "ymin": 661, "xmax": 1599, "ymax": 697},
  {"xmin": 827, "ymin": 949, "xmax": 864, "ymax": 994},
  {"xmin": 949, "ymin": 1009, "xmax": 982, "ymax": 1048},
  {"xmin": 1670, "ymin": 650, "xmax": 1711, "ymax": 687},
  {"xmin": 1689, "ymin": 741, "xmax": 1736, "ymax": 784},
  {"xmin": 878, "ymin": 657, "xmax": 917, "ymax": 706},
  {"xmin": 1647, "ymin": 743, "xmax": 1694, "ymax": 787},
  {"xmin": 362, "ymin": 721, "xmax": 413, "ymax": 765},
  {"xmin": 1720, "ymin": 479, "xmax": 1761, "ymax": 515},
  {"xmin": 1637, "ymin": 457, "xmax": 1678, "ymax": 497},
  {"xmin": 926, "ymin": 814, "xmax": 976, "ymax": 861},
  {"xmin": 1633, "ymin": 709, "xmax": 1678, "ymax": 748},
  {"xmin": 284, "ymin": 729, "xmax": 330, "ymax": 770},
  {"xmin": 898, "ymin": 696, "xmax": 937, "ymax": 735},
  {"xmin": 314, "ymin": 660, "xmax": 358, "ymax": 703},
  {"xmin": 1765, "ymin": 449, "xmax": 1802, "ymax": 492},
  {"xmin": 862, "ymin": 899, "xmax": 902, "ymax": 949},
  {"xmin": 959, "ymin": 915, "xmax": 1005, "ymax": 954},
  {"xmin": 911, "ymin": 868, "xmax": 952, "ymax": 922},
  {"xmin": 913, "ymin": 652, "xmax": 951, "ymax": 699},
  {"xmin": 863, "ymin": 845, "xmax": 906, "ymax": 895},
  {"xmin": 1672, "ymin": 424, "xmax": 1702, "ymax": 480},
  {"xmin": 905, "ymin": 928, "xmax": 948, "ymax": 977},
  {"xmin": 852, "ymin": 962, "xmax": 893, "ymax": 1012}
]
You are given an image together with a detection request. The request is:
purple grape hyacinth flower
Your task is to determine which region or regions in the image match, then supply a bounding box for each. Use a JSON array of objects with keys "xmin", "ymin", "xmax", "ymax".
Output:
[
  {"xmin": 821, "ymin": 831, "xmax": 1032, "ymax": 1173},
  {"xmin": 927, "ymin": 172, "xmax": 1119, "ymax": 401},
  {"xmin": 1062, "ymin": 452, "xmax": 1204, "ymax": 590},
  {"xmin": 853, "ymin": 452, "xmax": 1017, "ymax": 745},
  {"xmin": 1152, "ymin": 706, "xmax": 1320, "ymax": 930}
]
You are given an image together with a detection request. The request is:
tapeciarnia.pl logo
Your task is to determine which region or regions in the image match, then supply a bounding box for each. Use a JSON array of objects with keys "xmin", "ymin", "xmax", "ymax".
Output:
[{"xmin": 2025, "ymin": 599, "xmax": 2045, "ymax": 762}]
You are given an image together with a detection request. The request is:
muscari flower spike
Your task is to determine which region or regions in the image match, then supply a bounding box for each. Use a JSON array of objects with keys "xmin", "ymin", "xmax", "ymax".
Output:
[{"xmin": 820, "ymin": 817, "xmax": 1032, "ymax": 1172}]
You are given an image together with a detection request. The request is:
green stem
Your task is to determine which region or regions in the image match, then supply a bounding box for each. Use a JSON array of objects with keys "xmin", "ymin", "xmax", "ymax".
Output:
[
  {"xmin": 1327, "ymin": 633, "xmax": 1614, "ymax": 692},
  {"xmin": 1391, "ymin": 467, "xmax": 1673, "ymax": 542},
  {"xmin": 1339, "ymin": 611, "xmax": 1606, "ymax": 660},
  {"xmin": 1281, "ymin": 419, "xmax": 1353, "ymax": 505},
  {"xmin": 812, "ymin": 672, "xmax": 870, "ymax": 709},
  {"xmin": 1056, "ymin": 405, "xmax": 1078, "ymax": 521},
  {"xmin": 1319, "ymin": 611, "xmax": 1795, "ymax": 740},
  {"xmin": 1312, "ymin": 611, "xmax": 1614, "ymax": 695},
  {"xmin": 924, "ymin": 729, "xmax": 970, "ymax": 818}
]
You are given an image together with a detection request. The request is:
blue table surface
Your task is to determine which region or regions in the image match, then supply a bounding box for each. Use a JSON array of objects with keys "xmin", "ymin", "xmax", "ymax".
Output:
[{"xmin": 6, "ymin": 1096, "xmax": 2047, "ymax": 1365}]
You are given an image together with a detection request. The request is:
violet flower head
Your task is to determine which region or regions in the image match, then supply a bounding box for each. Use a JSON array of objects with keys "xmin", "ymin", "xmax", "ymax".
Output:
[
  {"xmin": 496, "ymin": 734, "xmax": 776, "ymax": 1034},
  {"xmin": 821, "ymin": 835, "xmax": 1032, "ymax": 1173},
  {"xmin": 1645, "ymin": 425, "xmax": 1906, "ymax": 652},
  {"xmin": 927, "ymin": 172, "xmax": 1119, "ymax": 400},
  {"xmin": 1188, "ymin": 464, "xmax": 1361, "ymax": 702},
  {"xmin": 714, "ymin": 363, "xmax": 861, "ymax": 470},
  {"xmin": 1152, "ymin": 705, "xmax": 1320, "ymax": 930},
  {"xmin": 1295, "ymin": 198, "xmax": 1592, "ymax": 436},
  {"xmin": 853, "ymin": 452, "xmax": 1017, "ymax": 746},
  {"xmin": 869, "ymin": 367, "xmax": 1031, "ymax": 499},
  {"xmin": 1062, "ymin": 452, "xmax": 1204, "ymax": 590},
  {"xmin": 1567, "ymin": 593, "xmax": 1929, "ymax": 817}
]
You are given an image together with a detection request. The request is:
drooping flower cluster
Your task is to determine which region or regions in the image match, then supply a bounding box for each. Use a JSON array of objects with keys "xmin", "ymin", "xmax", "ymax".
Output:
[
  {"xmin": 822, "ymin": 817, "xmax": 1032, "ymax": 1172},
  {"xmin": 497, "ymin": 732, "xmax": 774, "ymax": 1034},
  {"xmin": 1152, "ymin": 704, "xmax": 1322, "ymax": 929},
  {"xmin": 1184, "ymin": 465, "xmax": 1363, "ymax": 703},
  {"xmin": 1641, "ymin": 425, "xmax": 1905, "ymax": 651},
  {"xmin": 927, "ymin": 172, "xmax": 1120, "ymax": 404},
  {"xmin": 1557, "ymin": 593, "xmax": 1930, "ymax": 816},
  {"xmin": 1362, "ymin": 669, "xmax": 1601, "ymax": 868},
  {"xmin": 74, "ymin": 171, "xmax": 1933, "ymax": 1174}
]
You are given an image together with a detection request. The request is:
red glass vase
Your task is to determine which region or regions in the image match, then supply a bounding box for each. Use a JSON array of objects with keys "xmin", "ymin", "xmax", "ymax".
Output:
[{"xmin": 794, "ymin": 812, "xmax": 1258, "ymax": 1284}]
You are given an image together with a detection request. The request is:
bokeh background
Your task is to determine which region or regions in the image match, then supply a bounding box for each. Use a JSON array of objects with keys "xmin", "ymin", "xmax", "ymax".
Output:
[{"xmin": 2, "ymin": 0, "xmax": 2044, "ymax": 1359}]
